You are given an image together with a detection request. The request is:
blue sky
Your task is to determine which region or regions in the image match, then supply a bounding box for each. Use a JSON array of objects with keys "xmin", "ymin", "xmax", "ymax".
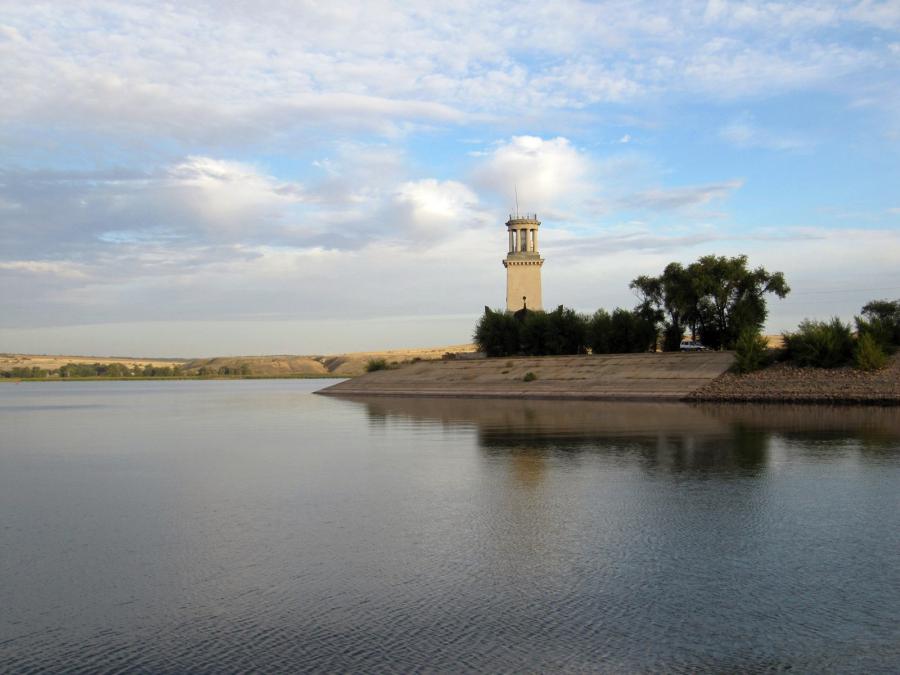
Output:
[{"xmin": 1, "ymin": 1, "xmax": 899, "ymax": 356}]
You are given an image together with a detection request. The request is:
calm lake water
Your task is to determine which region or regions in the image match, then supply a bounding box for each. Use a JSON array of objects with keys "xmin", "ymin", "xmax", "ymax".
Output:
[{"xmin": 1, "ymin": 380, "xmax": 899, "ymax": 673}]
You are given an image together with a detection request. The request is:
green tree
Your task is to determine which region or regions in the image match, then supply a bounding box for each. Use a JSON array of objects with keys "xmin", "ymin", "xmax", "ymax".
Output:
[
  {"xmin": 474, "ymin": 307, "xmax": 521, "ymax": 357},
  {"xmin": 520, "ymin": 306, "xmax": 589, "ymax": 356},
  {"xmin": 691, "ymin": 255, "xmax": 789, "ymax": 349},
  {"xmin": 856, "ymin": 299, "xmax": 900, "ymax": 351},
  {"xmin": 587, "ymin": 309, "xmax": 612, "ymax": 354},
  {"xmin": 631, "ymin": 262, "xmax": 697, "ymax": 350}
]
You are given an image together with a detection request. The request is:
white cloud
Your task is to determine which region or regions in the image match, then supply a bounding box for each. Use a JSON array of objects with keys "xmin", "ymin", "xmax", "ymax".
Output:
[
  {"xmin": 621, "ymin": 180, "xmax": 744, "ymax": 211},
  {"xmin": 1, "ymin": 1, "xmax": 895, "ymax": 150},
  {"xmin": 472, "ymin": 136, "xmax": 591, "ymax": 214},
  {"xmin": 163, "ymin": 156, "xmax": 304, "ymax": 234},
  {"xmin": 719, "ymin": 113, "xmax": 808, "ymax": 150}
]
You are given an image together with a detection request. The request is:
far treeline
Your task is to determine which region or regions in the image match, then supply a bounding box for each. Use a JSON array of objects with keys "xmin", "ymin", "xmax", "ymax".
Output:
[
  {"xmin": 475, "ymin": 253, "xmax": 899, "ymax": 372},
  {"xmin": 0, "ymin": 362, "xmax": 251, "ymax": 380}
]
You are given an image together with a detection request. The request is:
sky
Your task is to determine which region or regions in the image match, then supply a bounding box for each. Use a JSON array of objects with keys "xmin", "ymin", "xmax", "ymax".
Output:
[{"xmin": 1, "ymin": 0, "xmax": 899, "ymax": 357}]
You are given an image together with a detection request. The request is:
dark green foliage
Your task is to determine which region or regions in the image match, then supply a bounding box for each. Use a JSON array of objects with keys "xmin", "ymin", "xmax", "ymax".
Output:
[
  {"xmin": 551, "ymin": 306, "xmax": 589, "ymax": 355},
  {"xmin": 855, "ymin": 299, "xmax": 900, "ymax": 352},
  {"xmin": 587, "ymin": 308, "xmax": 657, "ymax": 354},
  {"xmin": 733, "ymin": 329, "xmax": 770, "ymax": 373},
  {"xmin": 608, "ymin": 308, "xmax": 658, "ymax": 353},
  {"xmin": 475, "ymin": 306, "xmax": 589, "ymax": 357},
  {"xmin": 784, "ymin": 318, "xmax": 854, "ymax": 368},
  {"xmin": 474, "ymin": 307, "xmax": 522, "ymax": 357},
  {"xmin": 520, "ymin": 306, "xmax": 589, "ymax": 356},
  {"xmin": 587, "ymin": 309, "xmax": 612, "ymax": 354},
  {"xmin": 632, "ymin": 254, "xmax": 789, "ymax": 350},
  {"xmin": 519, "ymin": 310, "xmax": 553, "ymax": 355},
  {"xmin": 523, "ymin": 371, "xmax": 537, "ymax": 382},
  {"xmin": 365, "ymin": 358, "xmax": 388, "ymax": 372},
  {"xmin": 631, "ymin": 262, "xmax": 691, "ymax": 350},
  {"xmin": 854, "ymin": 333, "xmax": 888, "ymax": 371}
]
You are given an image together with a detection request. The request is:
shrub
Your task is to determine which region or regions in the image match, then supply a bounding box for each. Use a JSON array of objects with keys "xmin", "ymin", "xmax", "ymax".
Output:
[
  {"xmin": 783, "ymin": 318, "xmax": 853, "ymax": 368},
  {"xmin": 856, "ymin": 299, "xmax": 900, "ymax": 352},
  {"xmin": 523, "ymin": 371, "xmax": 537, "ymax": 382},
  {"xmin": 854, "ymin": 333, "xmax": 888, "ymax": 371},
  {"xmin": 587, "ymin": 309, "xmax": 612, "ymax": 354},
  {"xmin": 520, "ymin": 310, "xmax": 553, "ymax": 355},
  {"xmin": 734, "ymin": 329, "xmax": 769, "ymax": 373},
  {"xmin": 474, "ymin": 307, "xmax": 520, "ymax": 357},
  {"xmin": 365, "ymin": 358, "xmax": 388, "ymax": 372}
]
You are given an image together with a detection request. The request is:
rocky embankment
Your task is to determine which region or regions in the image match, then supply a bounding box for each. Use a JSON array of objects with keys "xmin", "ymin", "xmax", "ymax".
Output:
[{"xmin": 690, "ymin": 353, "xmax": 900, "ymax": 404}]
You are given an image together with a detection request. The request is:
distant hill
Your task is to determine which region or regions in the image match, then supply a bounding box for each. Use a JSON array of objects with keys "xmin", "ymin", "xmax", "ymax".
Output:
[
  {"xmin": 2, "ymin": 344, "xmax": 478, "ymax": 378},
  {"xmin": 179, "ymin": 344, "xmax": 477, "ymax": 377}
]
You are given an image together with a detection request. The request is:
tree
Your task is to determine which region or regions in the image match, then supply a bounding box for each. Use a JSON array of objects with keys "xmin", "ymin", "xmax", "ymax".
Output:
[
  {"xmin": 474, "ymin": 307, "xmax": 521, "ymax": 357},
  {"xmin": 634, "ymin": 255, "xmax": 789, "ymax": 351},
  {"xmin": 631, "ymin": 262, "xmax": 696, "ymax": 350},
  {"xmin": 606, "ymin": 308, "xmax": 658, "ymax": 353},
  {"xmin": 856, "ymin": 299, "xmax": 900, "ymax": 351},
  {"xmin": 587, "ymin": 309, "xmax": 612, "ymax": 354},
  {"xmin": 691, "ymin": 255, "xmax": 789, "ymax": 349}
]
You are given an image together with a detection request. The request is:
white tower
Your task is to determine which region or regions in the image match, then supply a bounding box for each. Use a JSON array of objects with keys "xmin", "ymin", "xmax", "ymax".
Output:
[{"xmin": 502, "ymin": 214, "xmax": 544, "ymax": 312}]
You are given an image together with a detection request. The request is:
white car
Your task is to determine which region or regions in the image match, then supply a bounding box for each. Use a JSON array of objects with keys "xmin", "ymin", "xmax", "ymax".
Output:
[{"xmin": 679, "ymin": 339, "xmax": 707, "ymax": 351}]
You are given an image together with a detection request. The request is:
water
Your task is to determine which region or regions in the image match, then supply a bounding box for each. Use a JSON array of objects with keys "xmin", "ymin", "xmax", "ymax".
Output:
[{"xmin": 1, "ymin": 380, "xmax": 898, "ymax": 673}]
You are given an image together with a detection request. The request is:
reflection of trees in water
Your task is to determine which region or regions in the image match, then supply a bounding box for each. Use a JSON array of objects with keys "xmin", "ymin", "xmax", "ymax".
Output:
[
  {"xmin": 354, "ymin": 397, "xmax": 899, "ymax": 475},
  {"xmin": 479, "ymin": 427, "xmax": 769, "ymax": 476}
]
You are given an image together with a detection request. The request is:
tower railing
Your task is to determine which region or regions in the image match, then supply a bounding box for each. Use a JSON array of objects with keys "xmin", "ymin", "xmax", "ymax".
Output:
[{"xmin": 507, "ymin": 213, "xmax": 538, "ymax": 222}]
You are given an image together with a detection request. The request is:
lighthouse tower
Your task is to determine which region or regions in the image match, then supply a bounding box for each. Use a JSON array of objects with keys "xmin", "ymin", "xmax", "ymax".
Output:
[{"xmin": 502, "ymin": 213, "xmax": 544, "ymax": 312}]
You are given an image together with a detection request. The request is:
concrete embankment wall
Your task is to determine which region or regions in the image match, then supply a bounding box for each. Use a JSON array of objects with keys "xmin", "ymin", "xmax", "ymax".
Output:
[{"xmin": 316, "ymin": 352, "xmax": 735, "ymax": 401}]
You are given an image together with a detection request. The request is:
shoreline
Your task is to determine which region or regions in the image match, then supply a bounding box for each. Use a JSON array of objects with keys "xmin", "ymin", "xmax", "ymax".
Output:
[{"xmin": 318, "ymin": 351, "xmax": 900, "ymax": 407}]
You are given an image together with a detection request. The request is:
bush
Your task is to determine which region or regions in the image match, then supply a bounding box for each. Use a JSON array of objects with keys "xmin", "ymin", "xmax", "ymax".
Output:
[
  {"xmin": 608, "ymin": 308, "xmax": 658, "ymax": 353},
  {"xmin": 523, "ymin": 371, "xmax": 537, "ymax": 382},
  {"xmin": 474, "ymin": 307, "xmax": 521, "ymax": 357},
  {"xmin": 856, "ymin": 299, "xmax": 900, "ymax": 352},
  {"xmin": 587, "ymin": 309, "xmax": 612, "ymax": 354},
  {"xmin": 854, "ymin": 333, "xmax": 888, "ymax": 371},
  {"xmin": 365, "ymin": 358, "xmax": 388, "ymax": 372},
  {"xmin": 475, "ymin": 305, "xmax": 589, "ymax": 357},
  {"xmin": 734, "ymin": 329, "xmax": 769, "ymax": 373},
  {"xmin": 784, "ymin": 318, "xmax": 854, "ymax": 368}
]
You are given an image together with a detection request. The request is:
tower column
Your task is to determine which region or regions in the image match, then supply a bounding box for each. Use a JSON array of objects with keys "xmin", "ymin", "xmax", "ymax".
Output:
[{"xmin": 503, "ymin": 214, "xmax": 544, "ymax": 312}]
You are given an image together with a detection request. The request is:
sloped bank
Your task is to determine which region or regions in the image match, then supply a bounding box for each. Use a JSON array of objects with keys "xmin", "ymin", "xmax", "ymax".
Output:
[
  {"xmin": 689, "ymin": 353, "xmax": 900, "ymax": 405},
  {"xmin": 316, "ymin": 352, "xmax": 735, "ymax": 401}
]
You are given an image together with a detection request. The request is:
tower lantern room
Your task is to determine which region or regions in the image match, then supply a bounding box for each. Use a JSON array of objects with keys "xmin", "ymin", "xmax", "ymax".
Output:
[{"xmin": 502, "ymin": 213, "xmax": 544, "ymax": 312}]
